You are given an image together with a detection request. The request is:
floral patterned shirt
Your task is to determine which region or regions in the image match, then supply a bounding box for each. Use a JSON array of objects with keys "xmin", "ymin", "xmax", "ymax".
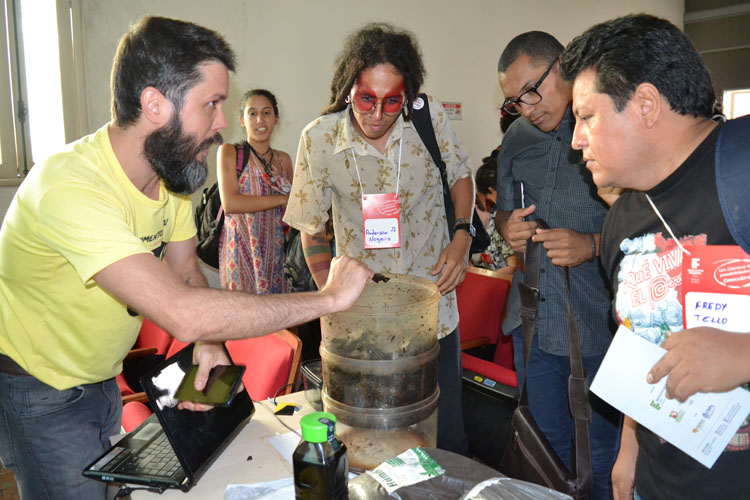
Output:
[{"xmin": 283, "ymin": 96, "xmax": 472, "ymax": 338}]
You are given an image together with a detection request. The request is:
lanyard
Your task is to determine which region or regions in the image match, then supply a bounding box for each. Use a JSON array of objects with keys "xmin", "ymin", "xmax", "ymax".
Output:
[
  {"xmin": 351, "ymin": 138, "xmax": 403, "ymax": 196},
  {"xmin": 645, "ymin": 193, "xmax": 691, "ymax": 256}
]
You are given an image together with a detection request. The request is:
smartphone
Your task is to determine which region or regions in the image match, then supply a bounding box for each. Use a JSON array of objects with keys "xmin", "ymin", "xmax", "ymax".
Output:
[{"xmin": 174, "ymin": 364, "xmax": 245, "ymax": 406}]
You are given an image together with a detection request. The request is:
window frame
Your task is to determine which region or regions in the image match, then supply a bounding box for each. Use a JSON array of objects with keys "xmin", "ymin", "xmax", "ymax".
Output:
[{"xmin": 0, "ymin": 0, "xmax": 86, "ymax": 186}]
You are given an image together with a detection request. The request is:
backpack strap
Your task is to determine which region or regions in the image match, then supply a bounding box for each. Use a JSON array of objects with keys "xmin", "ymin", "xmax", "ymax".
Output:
[
  {"xmin": 715, "ymin": 114, "xmax": 750, "ymax": 254},
  {"xmin": 411, "ymin": 93, "xmax": 456, "ymax": 237},
  {"xmin": 216, "ymin": 143, "xmax": 252, "ymax": 224},
  {"xmin": 237, "ymin": 142, "xmax": 250, "ymax": 176}
]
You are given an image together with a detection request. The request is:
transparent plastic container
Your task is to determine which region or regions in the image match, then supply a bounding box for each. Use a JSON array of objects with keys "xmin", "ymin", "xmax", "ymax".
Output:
[
  {"xmin": 322, "ymin": 388, "xmax": 438, "ymax": 471},
  {"xmin": 319, "ymin": 273, "xmax": 441, "ymax": 470},
  {"xmin": 320, "ymin": 343, "xmax": 439, "ymax": 408},
  {"xmin": 321, "ymin": 273, "xmax": 439, "ymax": 360}
]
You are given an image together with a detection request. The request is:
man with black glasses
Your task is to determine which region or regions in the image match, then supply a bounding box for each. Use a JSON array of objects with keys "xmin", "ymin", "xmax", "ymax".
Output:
[{"xmin": 494, "ymin": 31, "xmax": 619, "ymax": 500}]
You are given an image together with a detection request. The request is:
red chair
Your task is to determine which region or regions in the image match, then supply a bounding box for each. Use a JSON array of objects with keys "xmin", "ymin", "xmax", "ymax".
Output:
[
  {"xmin": 457, "ymin": 265, "xmax": 516, "ymax": 385},
  {"xmin": 122, "ymin": 330, "xmax": 303, "ymax": 432},
  {"xmin": 118, "ymin": 319, "xmax": 175, "ymax": 404},
  {"xmin": 457, "ymin": 265, "xmax": 519, "ymax": 466},
  {"xmin": 133, "ymin": 318, "xmax": 174, "ymax": 355},
  {"xmin": 167, "ymin": 330, "xmax": 302, "ymax": 400}
]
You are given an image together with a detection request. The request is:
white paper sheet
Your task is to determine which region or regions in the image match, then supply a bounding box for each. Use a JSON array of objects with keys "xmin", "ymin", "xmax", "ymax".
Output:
[{"xmin": 590, "ymin": 325, "xmax": 750, "ymax": 468}]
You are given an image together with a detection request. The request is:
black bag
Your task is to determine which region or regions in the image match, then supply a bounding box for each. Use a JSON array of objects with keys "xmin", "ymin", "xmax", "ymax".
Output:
[
  {"xmin": 195, "ymin": 143, "xmax": 249, "ymax": 268},
  {"xmin": 498, "ymin": 219, "xmax": 593, "ymax": 500},
  {"xmin": 283, "ymin": 227, "xmax": 317, "ymax": 292}
]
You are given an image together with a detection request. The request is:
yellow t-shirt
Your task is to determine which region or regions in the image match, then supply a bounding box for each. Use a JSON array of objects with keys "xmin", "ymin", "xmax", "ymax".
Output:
[{"xmin": 0, "ymin": 124, "xmax": 196, "ymax": 389}]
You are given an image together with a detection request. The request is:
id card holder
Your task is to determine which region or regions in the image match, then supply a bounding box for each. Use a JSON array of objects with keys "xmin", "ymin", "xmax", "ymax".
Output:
[{"xmin": 362, "ymin": 193, "xmax": 401, "ymax": 249}]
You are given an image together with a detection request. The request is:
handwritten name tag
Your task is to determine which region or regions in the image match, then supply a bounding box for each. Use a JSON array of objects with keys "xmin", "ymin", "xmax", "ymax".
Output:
[
  {"xmin": 362, "ymin": 193, "xmax": 401, "ymax": 249},
  {"xmin": 684, "ymin": 292, "xmax": 750, "ymax": 331}
]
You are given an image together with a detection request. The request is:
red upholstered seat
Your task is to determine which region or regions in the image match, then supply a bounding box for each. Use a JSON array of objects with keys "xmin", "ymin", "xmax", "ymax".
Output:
[
  {"xmin": 122, "ymin": 401, "xmax": 153, "ymax": 433},
  {"xmin": 121, "ymin": 330, "xmax": 303, "ymax": 432},
  {"xmin": 461, "ymin": 352, "xmax": 517, "ymax": 388},
  {"xmin": 134, "ymin": 319, "xmax": 174, "ymax": 355},
  {"xmin": 456, "ymin": 265, "xmax": 515, "ymax": 375},
  {"xmin": 168, "ymin": 331, "xmax": 302, "ymax": 400}
]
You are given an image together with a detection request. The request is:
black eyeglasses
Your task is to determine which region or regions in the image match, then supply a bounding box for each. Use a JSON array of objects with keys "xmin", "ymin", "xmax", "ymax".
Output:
[{"xmin": 501, "ymin": 59, "xmax": 557, "ymax": 116}]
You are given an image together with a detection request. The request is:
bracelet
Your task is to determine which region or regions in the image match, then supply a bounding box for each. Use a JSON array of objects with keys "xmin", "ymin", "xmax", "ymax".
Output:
[
  {"xmin": 454, "ymin": 217, "xmax": 471, "ymax": 227},
  {"xmin": 588, "ymin": 233, "xmax": 597, "ymax": 261}
]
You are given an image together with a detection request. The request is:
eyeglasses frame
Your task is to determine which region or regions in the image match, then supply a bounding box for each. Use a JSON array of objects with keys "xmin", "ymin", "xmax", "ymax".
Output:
[
  {"xmin": 349, "ymin": 93, "xmax": 406, "ymax": 117},
  {"xmin": 501, "ymin": 58, "xmax": 558, "ymax": 116}
]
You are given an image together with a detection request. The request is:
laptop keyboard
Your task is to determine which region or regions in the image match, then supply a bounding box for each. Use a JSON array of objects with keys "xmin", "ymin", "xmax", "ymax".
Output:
[{"xmin": 116, "ymin": 433, "xmax": 182, "ymax": 478}]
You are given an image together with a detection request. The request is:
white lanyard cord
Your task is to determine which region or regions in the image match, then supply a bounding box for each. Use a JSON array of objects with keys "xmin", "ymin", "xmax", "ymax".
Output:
[
  {"xmin": 352, "ymin": 138, "xmax": 402, "ymax": 196},
  {"xmin": 645, "ymin": 193, "xmax": 691, "ymax": 256}
]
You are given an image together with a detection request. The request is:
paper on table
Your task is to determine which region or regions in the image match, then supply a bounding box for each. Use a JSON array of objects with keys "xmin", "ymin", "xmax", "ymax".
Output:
[
  {"xmin": 590, "ymin": 325, "xmax": 750, "ymax": 468},
  {"xmin": 267, "ymin": 431, "xmax": 300, "ymax": 464}
]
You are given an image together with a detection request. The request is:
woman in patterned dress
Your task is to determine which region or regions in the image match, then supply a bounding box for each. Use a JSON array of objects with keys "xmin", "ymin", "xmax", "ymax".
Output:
[{"xmin": 217, "ymin": 89, "xmax": 292, "ymax": 293}]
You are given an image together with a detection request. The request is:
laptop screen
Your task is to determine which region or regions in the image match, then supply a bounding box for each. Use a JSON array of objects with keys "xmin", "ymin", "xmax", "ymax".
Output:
[{"xmin": 141, "ymin": 343, "xmax": 255, "ymax": 487}]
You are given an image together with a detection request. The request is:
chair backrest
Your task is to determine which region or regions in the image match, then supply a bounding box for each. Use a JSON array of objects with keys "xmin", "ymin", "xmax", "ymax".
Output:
[
  {"xmin": 226, "ymin": 329, "xmax": 302, "ymax": 400},
  {"xmin": 456, "ymin": 265, "xmax": 513, "ymax": 347},
  {"xmin": 167, "ymin": 330, "xmax": 303, "ymax": 401},
  {"xmin": 135, "ymin": 319, "xmax": 174, "ymax": 355}
]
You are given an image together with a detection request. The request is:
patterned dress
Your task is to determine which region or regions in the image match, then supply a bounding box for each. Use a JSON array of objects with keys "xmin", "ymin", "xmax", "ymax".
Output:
[{"xmin": 219, "ymin": 144, "xmax": 291, "ymax": 294}]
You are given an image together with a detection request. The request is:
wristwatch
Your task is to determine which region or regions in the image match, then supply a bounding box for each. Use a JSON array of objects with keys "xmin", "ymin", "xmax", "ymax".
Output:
[{"xmin": 454, "ymin": 218, "xmax": 476, "ymax": 238}]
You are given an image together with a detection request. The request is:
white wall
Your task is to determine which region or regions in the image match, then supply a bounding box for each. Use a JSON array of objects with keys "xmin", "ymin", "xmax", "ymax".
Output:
[{"xmin": 0, "ymin": 0, "xmax": 683, "ymax": 219}]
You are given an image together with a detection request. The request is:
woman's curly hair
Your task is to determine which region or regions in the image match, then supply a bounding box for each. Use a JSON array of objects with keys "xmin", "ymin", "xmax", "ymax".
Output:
[{"xmin": 322, "ymin": 23, "xmax": 425, "ymax": 121}]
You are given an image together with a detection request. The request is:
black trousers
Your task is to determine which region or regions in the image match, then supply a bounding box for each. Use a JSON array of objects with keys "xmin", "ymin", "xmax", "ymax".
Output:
[{"xmin": 437, "ymin": 328, "xmax": 469, "ymax": 455}]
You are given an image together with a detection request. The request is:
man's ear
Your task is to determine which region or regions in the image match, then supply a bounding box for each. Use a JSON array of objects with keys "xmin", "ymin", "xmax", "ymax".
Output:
[
  {"xmin": 140, "ymin": 86, "xmax": 172, "ymax": 127},
  {"xmin": 632, "ymin": 83, "xmax": 662, "ymax": 129}
]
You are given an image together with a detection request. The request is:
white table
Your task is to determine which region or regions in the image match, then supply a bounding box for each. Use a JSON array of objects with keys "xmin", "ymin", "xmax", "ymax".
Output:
[{"xmin": 132, "ymin": 391, "xmax": 313, "ymax": 499}]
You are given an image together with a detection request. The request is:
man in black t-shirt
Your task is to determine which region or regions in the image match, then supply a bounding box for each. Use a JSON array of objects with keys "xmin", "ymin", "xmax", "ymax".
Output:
[{"xmin": 561, "ymin": 14, "xmax": 750, "ymax": 500}]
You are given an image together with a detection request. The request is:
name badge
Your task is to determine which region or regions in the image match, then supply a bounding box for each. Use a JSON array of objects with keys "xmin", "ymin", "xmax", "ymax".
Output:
[
  {"xmin": 362, "ymin": 193, "xmax": 401, "ymax": 249},
  {"xmin": 681, "ymin": 244, "xmax": 750, "ymax": 332}
]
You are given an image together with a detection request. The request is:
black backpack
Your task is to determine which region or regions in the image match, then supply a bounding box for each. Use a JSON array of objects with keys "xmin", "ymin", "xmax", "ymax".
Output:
[
  {"xmin": 195, "ymin": 143, "xmax": 249, "ymax": 268},
  {"xmin": 283, "ymin": 227, "xmax": 318, "ymax": 292}
]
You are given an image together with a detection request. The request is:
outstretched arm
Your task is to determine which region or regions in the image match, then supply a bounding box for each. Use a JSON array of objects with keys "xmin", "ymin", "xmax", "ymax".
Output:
[{"xmin": 93, "ymin": 244, "xmax": 372, "ymax": 344}]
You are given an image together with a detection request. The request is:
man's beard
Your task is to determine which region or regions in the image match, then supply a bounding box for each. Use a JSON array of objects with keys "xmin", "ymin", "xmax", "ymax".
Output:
[{"xmin": 143, "ymin": 114, "xmax": 223, "ymax": 195}]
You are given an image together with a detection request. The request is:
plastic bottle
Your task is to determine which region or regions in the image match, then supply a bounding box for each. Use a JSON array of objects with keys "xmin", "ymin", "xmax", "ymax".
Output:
[{"xmin": 293, "ymin": 411, "xmax": 349, "ymax": 499}]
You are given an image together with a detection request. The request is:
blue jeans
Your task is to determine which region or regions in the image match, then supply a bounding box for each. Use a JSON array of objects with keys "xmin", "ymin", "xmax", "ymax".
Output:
[
  {"xmin": 512, "ymin": 327, "xmax": 621, "ymax": 500},
  {"xmin": 0, "ymin": 372, "xmax": 122, "ymax": 500}
]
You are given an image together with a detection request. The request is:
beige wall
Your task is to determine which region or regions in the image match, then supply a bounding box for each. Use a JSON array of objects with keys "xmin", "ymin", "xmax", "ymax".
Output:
[{"xmin": 0, "ymin": 0, "xmax": 683, "ymax": 219}]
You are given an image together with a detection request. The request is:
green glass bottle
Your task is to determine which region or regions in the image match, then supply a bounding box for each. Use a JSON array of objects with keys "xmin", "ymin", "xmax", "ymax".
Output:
[{"xmin": 293, "ymin": 411, "xmax": 348, "ymax": 499}]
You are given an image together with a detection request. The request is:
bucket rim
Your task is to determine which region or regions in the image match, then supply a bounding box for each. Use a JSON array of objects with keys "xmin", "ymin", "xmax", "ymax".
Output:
[{"xmin": 331, "ymin": 273, "xmax": 439, "ymax": 315}]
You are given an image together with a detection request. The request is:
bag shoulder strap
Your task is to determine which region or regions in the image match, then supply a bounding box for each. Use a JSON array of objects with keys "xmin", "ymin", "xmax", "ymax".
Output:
[
  {"xmin": 237, "ymin": 142, "xmax": 250, "ymax": 175},
  {"xmin": 518, "ymin": 218, "xmax": 592, "ymax": 490},
  {"xmin": 411, "ymin": 93, "xmax": 456, "ymax": 236},
  {"xmin": 217, "ymin": 143, "xmax": 251, "ymax": 223},
  {"xmin": 716, "ymin": 115, "xmax": 750, "ymax": 254}
]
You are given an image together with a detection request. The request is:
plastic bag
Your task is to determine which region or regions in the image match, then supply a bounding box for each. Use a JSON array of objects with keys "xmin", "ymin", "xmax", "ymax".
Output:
[
  {"xmin": 461, "ymin": 477, "xmax": 573, "ymax": 500},
  {"xmin": 347, "ymin": 448, "xmax": 499, "ymax": 500}
]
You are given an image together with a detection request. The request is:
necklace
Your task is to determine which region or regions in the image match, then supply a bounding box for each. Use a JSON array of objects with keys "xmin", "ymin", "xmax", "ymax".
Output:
[
  {"xmin": 247, "ymin": 143, "xmax": 292, "ymax": 195},
  {"xmin": 247, "ymin": 143, "xmax": 276, "ymax": 176}
]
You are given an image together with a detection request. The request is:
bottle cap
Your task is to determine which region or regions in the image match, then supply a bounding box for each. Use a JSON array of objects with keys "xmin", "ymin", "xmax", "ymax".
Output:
[{"xmin": 299, "ymin": 412, "xmax": 337, "ymax": 443}]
